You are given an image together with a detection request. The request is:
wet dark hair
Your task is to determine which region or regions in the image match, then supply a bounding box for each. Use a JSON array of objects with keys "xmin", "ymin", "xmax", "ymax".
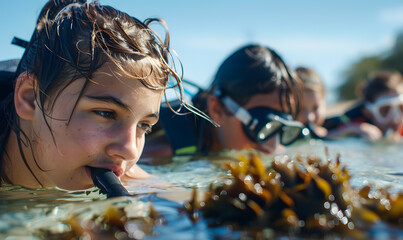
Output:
[
  {"xmin": 362, "ymin": 71, "xmax": 403, "ymax": 103},
  {"xmin": 209, "ymin": 44, "xmax": 301, "ymax": 117},
  {"xmin": 0, "ymin": 0, "xmax": 183, "ymax": 186}
]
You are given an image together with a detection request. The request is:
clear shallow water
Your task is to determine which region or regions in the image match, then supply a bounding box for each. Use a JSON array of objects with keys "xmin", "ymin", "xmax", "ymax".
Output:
[
  {"xmin": 1, "ymin": 137, "xmax": 403, "ymax": 239},
  {"xmin": 142, "ymin": 137, "xmax": 403, "ymax": 192},
  {"xmin": 0, "ymin": 187, "xmax": 105, "ymax": 239},
  {"xmin": 287, "ymin": 138, "xmax": 403, "ymax": 192}
]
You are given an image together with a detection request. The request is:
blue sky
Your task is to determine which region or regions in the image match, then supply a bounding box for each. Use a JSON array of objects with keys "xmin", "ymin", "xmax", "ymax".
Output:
[{"xmin": 1, "ymin": 0, "xmax": 403, "ymax": 103}]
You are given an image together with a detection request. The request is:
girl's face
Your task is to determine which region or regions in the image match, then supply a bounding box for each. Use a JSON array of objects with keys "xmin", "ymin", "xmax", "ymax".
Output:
[
  {"xmin": 215, "ymin": 91, "xmax": 286, "ymax": 154},
  {"xmin": 21, "ymin": 63, "xmax": 163, "ymax": 190},
  {"xmin": 298, "ymin": 89, "xmax": 326, "ymax": 126}
]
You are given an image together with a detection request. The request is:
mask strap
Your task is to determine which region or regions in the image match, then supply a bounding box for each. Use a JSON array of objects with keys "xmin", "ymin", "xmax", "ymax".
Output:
[
  {"xmin": 214, "ymin": 89, "xmax": 254, "ymax": 127},
  {"xmin": 220, "ymin": 96, "xmax": 253, "ymax": 125}
]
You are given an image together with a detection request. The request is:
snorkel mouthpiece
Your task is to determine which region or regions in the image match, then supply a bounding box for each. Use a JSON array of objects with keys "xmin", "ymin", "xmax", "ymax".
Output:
[{"xmin": 89, "ymin": 167, "xmax": 130, "ymax": 198}]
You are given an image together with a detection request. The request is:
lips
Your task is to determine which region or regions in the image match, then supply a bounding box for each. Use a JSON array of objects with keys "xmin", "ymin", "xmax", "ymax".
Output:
[{"xmin": 111, "ymin": 167, "xmax": 124, "ymax": 177}]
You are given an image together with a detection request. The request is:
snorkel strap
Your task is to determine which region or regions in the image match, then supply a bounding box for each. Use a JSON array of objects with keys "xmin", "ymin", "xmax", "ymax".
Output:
[
  {"xmin": 11, "ymin": 37, "xmax": 29, "ymax": 49},
  {"xmin": 221, "ymin": 96, "xmax": 253, "ymax": 125},
  {"xmin": 366, "ymin": 94, "xmax": 403, "ymax": 110}
]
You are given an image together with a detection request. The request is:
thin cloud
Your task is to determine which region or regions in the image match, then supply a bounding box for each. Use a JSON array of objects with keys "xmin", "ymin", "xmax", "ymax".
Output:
[
  {"xmin": 268, "ymin": 35, "xmax": 394, "ymax": 56},
  {"xmin": 379, "ymin": 6, "xmax": 403, "ymax": 24},
  {"xmin": 179, "ymin": 34, "xmax": 394, "ymax": 58},
  {"xmin": 177, "ymin": 35, "xmax": 246, "ymax": 52}
]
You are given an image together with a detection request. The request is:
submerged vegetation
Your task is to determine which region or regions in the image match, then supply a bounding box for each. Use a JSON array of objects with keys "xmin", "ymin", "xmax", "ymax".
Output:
[
  {"xmin": 34, "ymin": 197, "xmax": 157, "ymax": 240},
  {"xmin": 185, "ymin": 151, "xmax": 403, "ymax": 238}
]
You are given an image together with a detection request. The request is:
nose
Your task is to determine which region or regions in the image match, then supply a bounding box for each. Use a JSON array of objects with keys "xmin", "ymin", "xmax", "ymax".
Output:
[{"xmin": 105, "ymin": 124, "xmax": 140, "ymax": 161}]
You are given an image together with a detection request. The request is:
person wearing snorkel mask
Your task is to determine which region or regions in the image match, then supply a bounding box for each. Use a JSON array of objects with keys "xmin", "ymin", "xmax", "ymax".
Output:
[
  {"xmin": 141, "ymin": 44, "xmax": 304, "ymax": 159},
  {"xmin": 295, "ymin": 67, "xmax": 328, "ymax": 138},
  {"xmin": 324, "ymin": 71, "xmax": 403, "ymax": 141}
]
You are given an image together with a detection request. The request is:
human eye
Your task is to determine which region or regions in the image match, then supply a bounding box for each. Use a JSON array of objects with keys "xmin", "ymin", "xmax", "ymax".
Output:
[
  {"xmin": 138, "ymin": 123, "xmax": 153, "ymax": 135},
  {"xmin": 93, "ymin": 110, "xmax": 117, "ymax": 120}
]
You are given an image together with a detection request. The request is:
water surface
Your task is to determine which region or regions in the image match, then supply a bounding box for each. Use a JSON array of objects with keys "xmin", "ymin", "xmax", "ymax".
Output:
[{"xmin": 1, "ymin": 137, "xmax": 402, "ymax": 239}]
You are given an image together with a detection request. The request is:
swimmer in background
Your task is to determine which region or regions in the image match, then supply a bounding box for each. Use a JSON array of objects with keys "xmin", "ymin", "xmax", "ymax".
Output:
[
  {"xmin": 323, "ymin": 71, "xmax": 403, "ymax": 141},
  {"xmin": 142, "ymin": 44, "xmax": 304, "ymax": 160},
  {"xmin": 295, "ymin": 67, "xmax": 328, "ymax": 138},
  {"xmin": 0, "ymin": 0, "xmax": 188, "ymax": 190}
]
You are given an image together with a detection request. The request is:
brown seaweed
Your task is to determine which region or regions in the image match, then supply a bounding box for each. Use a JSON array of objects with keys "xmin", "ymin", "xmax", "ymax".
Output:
[
  {"xmin": 185, "ymin": 153, "xmax": 403, "ymax": 238},
  {"xmin": 35, "ymin": 198, "xmax": 157, "ymax": 240}
]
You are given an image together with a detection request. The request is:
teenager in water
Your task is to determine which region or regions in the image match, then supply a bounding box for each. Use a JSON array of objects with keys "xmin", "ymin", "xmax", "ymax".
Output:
[
  {"xmin": 0, "ymin": 0, "xmax": 187, "ymax": 190},
  {"xmin": 142, "ymin": 44, "xmax": 304, "ymax": 159}
]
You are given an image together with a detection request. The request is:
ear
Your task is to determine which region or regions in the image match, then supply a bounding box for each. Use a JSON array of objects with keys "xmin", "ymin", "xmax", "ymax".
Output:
[
  {"xmin": 207, "ymin": 95, "xmax": 225, "ymax": 125},
  {"xmin": 14, "ymin": 73, "xmax": 37, "ymax": 120}
]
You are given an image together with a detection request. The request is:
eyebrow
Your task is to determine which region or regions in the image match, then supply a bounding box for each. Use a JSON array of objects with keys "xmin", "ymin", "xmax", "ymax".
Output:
[{"xmin": 83, "ymin": 95, "xmax": 159, "ymax": 119}]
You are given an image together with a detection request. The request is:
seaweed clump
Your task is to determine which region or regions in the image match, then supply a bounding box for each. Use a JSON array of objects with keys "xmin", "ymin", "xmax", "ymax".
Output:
[
  {"xmin": 35, "ymin": 198, "xmax": 158, "ymax": 240},
  {"xmin": 185, "ymin": 153, "xmax": 403, "ymax": 238}
]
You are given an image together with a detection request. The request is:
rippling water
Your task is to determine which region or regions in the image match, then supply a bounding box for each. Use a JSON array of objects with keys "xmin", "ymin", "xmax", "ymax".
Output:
[
  {"xmin": 142, "ymin": 137, "xmax": 403, "ymax": 192},
  {"xmin": 288, "ymin": 138, "xmax": 403, "ymax": 192},
  {"xmin": 1, "ymin": 137, "xmax": 402, "ymax": 239}
]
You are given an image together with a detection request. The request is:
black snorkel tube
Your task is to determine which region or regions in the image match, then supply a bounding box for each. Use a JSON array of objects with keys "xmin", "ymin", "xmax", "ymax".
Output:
[{"xmin": 89, "ymin": 167, "xmax": 131, "ymax": 198}]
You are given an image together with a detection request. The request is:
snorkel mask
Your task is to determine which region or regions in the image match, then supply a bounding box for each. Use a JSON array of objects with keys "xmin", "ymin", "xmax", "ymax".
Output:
[
  {"xmin": 365, "ymin": 94, "xmax": 403, "ymax": 125},
  {"xmin": 215, "ymin": 89, "xmax": 306, "ymax": 145}
]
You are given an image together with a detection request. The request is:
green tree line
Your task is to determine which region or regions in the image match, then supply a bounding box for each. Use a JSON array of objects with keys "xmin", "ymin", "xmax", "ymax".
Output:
[{"xmin": 337, "ymin": 31, "xmax": 403, "ymax": 101}]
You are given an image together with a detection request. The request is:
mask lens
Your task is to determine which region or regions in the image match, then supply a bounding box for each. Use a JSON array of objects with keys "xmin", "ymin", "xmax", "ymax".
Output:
[
  {"xmin": 257, "ymin": 121, "xmax": 282, "ymax": 141},
  {"xmin": 281, "ymin": 125, "xmax": 302, "ymax": 145}
]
